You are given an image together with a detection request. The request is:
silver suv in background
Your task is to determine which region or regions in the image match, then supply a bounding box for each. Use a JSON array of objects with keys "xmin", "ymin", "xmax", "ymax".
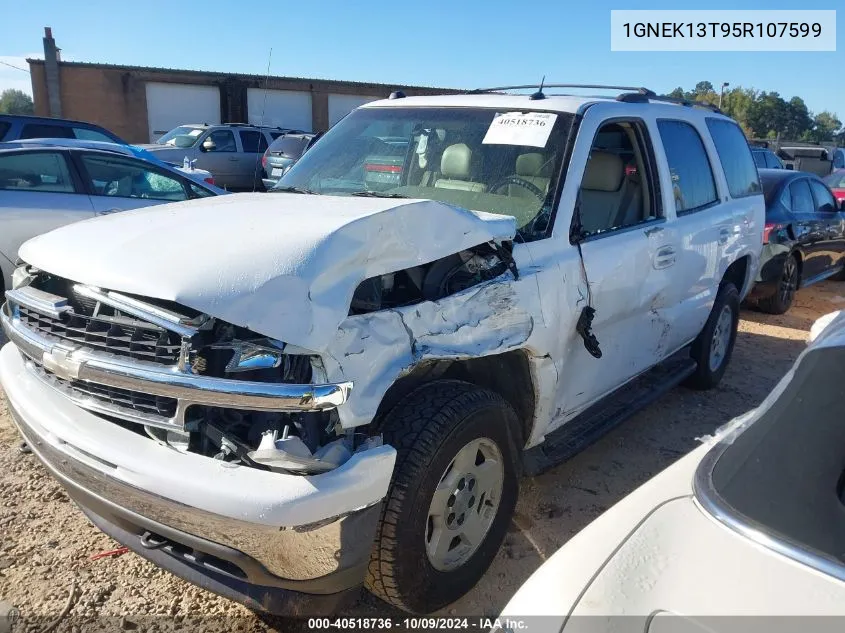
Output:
[
  {"xmin": 141, "ymin": 123, "xmax": 303, "ymax": 190},
  {"xmin": 261, "ymin": 132, "xmax": 317, "ymax": 189}
]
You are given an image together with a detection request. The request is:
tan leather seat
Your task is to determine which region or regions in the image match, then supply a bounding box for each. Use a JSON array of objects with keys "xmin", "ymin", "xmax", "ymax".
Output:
[
  {"xmin": 434, "ymin": 144, "xmax": 487, "ymax": 192},
  {"xmin": 509, "ymin": 153, "xmax": 553, "ymax": 198},
  {"xmin": 579, "ymin": 151, "xmax": 641, "ymax": 234}
]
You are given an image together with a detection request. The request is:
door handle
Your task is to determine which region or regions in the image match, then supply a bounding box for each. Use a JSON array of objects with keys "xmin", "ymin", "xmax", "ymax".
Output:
[
  {"xmin": 96, "ymin": 208, "xmax": 121, "ymax": 216},
  {"xmin": 653, "ymin": 245, "xmax": 676, "ymax": 269},
  {"xmin": 718, "ymin": 227, "xmax": 731, "ymax": 244}
]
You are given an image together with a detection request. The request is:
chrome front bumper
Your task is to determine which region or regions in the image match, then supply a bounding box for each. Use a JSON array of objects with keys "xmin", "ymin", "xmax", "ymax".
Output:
[
  {"xmin": 0, "ymin": 342, "xmax": 395, "ymax": 595},
  {"xmin": 1, "ymin": 300, "xmax": 352, "ymax": 431}
]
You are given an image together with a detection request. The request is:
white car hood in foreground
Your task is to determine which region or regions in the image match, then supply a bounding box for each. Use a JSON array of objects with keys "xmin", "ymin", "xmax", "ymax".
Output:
[{"xmin": 19, "ymin": 193, "xmax": 516, "ymax": 351}]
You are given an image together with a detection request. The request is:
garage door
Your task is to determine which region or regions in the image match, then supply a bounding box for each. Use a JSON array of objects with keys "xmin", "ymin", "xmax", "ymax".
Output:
[
  {"xmin": 328, "ymin": 94, "xmax": 379, "ymax": 127},
  {"xmin": 247, "ymin": 89, "xmax": 312, "ymax": 132},
  {"xmin": 145, "ymin": 83, "xmax": 220, "ymax": 142}
]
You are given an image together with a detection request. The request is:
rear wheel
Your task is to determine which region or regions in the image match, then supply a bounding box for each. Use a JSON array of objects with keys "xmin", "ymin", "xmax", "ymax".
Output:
[
  {"xmin": 684, "ymin": 282, "xmax": 740, "ymax": 390},
  {"xmin": 758, "ymin": 254, "xmax": 799, "ymax": 314},
  {"xmin": 366, "ymin": 381, "xmax": 520, "ymax": 613}
]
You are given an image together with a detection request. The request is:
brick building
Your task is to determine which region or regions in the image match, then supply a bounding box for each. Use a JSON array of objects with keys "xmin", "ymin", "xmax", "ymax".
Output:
[{"xmin": 28, "ymin": 28, "xmax": 456, "ymax": 144}]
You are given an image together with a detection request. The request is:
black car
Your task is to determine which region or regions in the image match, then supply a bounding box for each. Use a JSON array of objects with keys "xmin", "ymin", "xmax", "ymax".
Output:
[
  {"xmin": 747, "ymin": 169, "xmax": 845, "ymax": 314},
  {"xmin": 750, "ymin": 146, "xmax": 785, "ymax": 170},
  {"xmin": 260, "ymin": 132, "xmax": 316, "ymax": 189},
  {"xmin": 0, "ymin": 114, "xmax": 126, "ymax": 144}
]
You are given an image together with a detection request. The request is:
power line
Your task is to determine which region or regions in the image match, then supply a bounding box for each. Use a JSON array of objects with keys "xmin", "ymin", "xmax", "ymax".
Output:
[{"xmin": 0, "ymin": 61, "xmax": 30, "ymax": 73}]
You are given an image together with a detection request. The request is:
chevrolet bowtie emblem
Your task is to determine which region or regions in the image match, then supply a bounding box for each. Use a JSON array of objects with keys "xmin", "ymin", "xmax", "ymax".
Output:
[{"xmin": 41, "ymin": 348, "xmax": 82, "ymax": 381}]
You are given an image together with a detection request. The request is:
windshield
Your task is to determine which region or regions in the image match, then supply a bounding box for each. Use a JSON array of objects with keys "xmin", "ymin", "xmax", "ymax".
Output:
[
  {"xmin": 278, "ymin": 106, "xmax": 575, "ymax": 241},
  {"xmin": 822, "ymin": 170, "xmax": 845, "ymax": 189},
  {"xmin": 156, "ymin": 126, "xmax": 206, "ymax": 148}
]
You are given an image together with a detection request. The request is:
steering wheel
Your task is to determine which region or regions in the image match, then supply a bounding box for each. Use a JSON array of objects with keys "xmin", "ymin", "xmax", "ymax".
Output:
[{"xmin": 489, "ymin": 176, "xmax": 545, "ymax": 201}]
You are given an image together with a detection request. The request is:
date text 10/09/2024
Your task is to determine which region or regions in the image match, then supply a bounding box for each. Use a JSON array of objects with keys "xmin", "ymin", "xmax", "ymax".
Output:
[
  {"xmin": 307, "ymin": 617, "xmax": 529, "ymax": 630},
  {"xmin": 622, "ymin": 22, "xmax": 822, "ymax": 38}
]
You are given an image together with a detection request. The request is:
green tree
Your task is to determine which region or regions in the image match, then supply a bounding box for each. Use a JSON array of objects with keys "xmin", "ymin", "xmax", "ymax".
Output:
[
  {"xmin": 746, "ymin": 91, "xmax": 789, "ymax": 138},
  {"xmin": 783, "ymin": 97, "xmax": 813, "ymax": 140},
  {"xmin": 805, "ymin": 111, "xmax": 843, "ymax": 143},
  {"xmin": 0, "ymin": 89, "xmax": 34, "ymax": 115}
]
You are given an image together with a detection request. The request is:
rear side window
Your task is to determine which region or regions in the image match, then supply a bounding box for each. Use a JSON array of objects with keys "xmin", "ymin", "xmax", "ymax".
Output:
[
  {"xmin": 0, "ymin": 151, "xmax": 76, "ymax": 193},
  {"xmin": 657, "ymin": 120, "xmax": 718, "ymax": 214},
  {"xmin": 810, "ymin": 180, "xmax": 836, "ymax": 212},
  {"xmin": 238, "ymin": 130, "xmax": 262, "ymax": 153},
  {"xmin": 20, "ymin": 123, "xmax": 74, "ymax": 139},
  {"xmin": 72, "ymin": 127, "xmax": 116, "ymax": 143},
  {"xmin": 789, "ymin": 179, "xmax": 814, "ymax": 214},
  {"xmin": 706, "ymin": 119, "xmax": 762, "ymax": 198},
  {"xmin": 752, "ymin": 151, "xmax": 766, "ymax": 168},
  {"xmin": 0, "ymin": 121, "xmax": 10, "ymax": 141},
  {"xmin": 765, "ymin": 152, "xmax": 783, "ymax": 169}
]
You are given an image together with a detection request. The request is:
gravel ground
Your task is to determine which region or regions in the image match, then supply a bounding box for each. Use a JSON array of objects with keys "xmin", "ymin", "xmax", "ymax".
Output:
[{"xmin": 0, "ymin": 282, "xmax": 842, "ymax": 631}]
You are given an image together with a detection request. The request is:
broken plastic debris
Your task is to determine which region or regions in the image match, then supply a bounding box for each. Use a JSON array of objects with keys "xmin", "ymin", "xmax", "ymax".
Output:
[{"xmin": 247, "ymin": 428, "xmax": 351, "ymax": 474}]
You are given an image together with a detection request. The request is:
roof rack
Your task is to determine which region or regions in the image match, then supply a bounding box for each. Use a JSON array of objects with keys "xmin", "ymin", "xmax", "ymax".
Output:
[
  {"xmin": 617, "ymin": 92, "xmax": 722, "ymax": 113},
  {"xmin": 469, "ymin": 84, "xmax": 653, "ymax": 95}
]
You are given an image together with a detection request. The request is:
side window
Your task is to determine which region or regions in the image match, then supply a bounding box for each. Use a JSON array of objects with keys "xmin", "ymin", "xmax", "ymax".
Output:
[
  {"xmin": 257, "ymin": 133, "xmax": 270, "ymax": 153},
  {"xmin": 834, "ymin": 150, "xmax": 845, "ymax": 169},
  {"xmin": 752, "ymin": 151, "xmax": 766, "ymax": 169},
  {"xmin": 72, "ymin": 127, "xmax": 116, "ymax": 143},
  {"xmin": 810, "ymin": 180, "xmax": 837, "ymax": 212},
  {"xmin": 789, "ymin": 179, "xmax": 814, "ymax": 214},
  {"xmin": 204, "ymin": 130, "xmax": 236, "ymax": 152},
  {"xmin": 779, "ymin": 186, "xmax": 791, "ymax": 210},
  {"xmin": 657, "ymin": 120, "xmax": 718, "ymax": 214},
  {"xmin": 705, "ymin": 118, "xmax": 762, "ymax": 198},
  {"xmin": 188, "ymin": 181, "xmax": 215, "ymax": 198},
  {"xmin": 765, "ymin": 152, "xmax": 783, "ymax": 169},
  {"xmin": 0, "ymin": 121, "xmax": 10, "ymax": 141},
  {"xmin": 577, "ymin": 120, "xmax": 658, "ymax": 236},
  {"xmin": 0, "ymin": 151, "xmax": 75, "ymax": 193},
  {"xmin": 80, "ymin": 154, "xmax": 188, "ymax": 201},
  {"xmin": 238, "ymin": 130, "xmax": 262, "ymax": 153},
  {"xmin": 20, "ymin": 123, "xmax": 74, "ymax": 139}
]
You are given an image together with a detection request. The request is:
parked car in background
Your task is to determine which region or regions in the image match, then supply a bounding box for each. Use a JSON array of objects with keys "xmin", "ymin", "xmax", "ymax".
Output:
[
  {"xmin": 1, "ymin": 138, "xmax": 224, "ymax": 189},
  {"xmin": 500, "ymin": 310, "xmax": 845, "ymax": 628},
  {"xmin": 0, "ymin": 145, "xmax": 220, "ymax": 290},
  {"xmin": 261, "ymin": 132, "xmax": 317, "ymax": 189},
  {"xmin": 0, "ymin": 87, "xmax": 763, "ymax": 615},
  {"xmin": 822, "ymin": 169, "xmax": 845, "ymax": 207},
  {"xmin": 0, "ymin": 114, "xmax": 126, "ymax": 144},
  {"xmin": 750, "ymin": 146, "xmax": 785, "ymax": 169},
  {"xmin": 831, "ymin": 147, "xmax": 845, "ymax": 170},
  {"xmin": 142, "ymin": 123, "xmax": 303, "ymax": 190},
  {"xmin": 746, "ymin": 168, "xmax": 845, "ymax": 314},
  {"xmin": 777, "ymin": 146, "xmax": 833, "ymax": 177}
]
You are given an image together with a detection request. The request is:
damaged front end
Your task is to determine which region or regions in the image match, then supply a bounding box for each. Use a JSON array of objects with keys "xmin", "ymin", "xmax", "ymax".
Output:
[{"xmin": 2, "ymin": 267, "xmax": 368, "ymax": 476}]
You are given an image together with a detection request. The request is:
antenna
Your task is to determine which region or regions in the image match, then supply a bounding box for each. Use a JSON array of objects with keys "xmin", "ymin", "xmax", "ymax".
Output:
[
  {"xmin": 253, "ymin": 47, "xmax": 273, "ymax": 193},
  {"xmin": 530, "ymin": 76, "xmax": 546, "ymax": 101}
]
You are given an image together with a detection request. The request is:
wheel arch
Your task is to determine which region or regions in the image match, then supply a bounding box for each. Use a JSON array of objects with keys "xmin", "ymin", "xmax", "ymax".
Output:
[
  {"xmin": 372, "ymin": 349, "xmax": 535, "ymax": 447},
  {"xmin": 722, "ymin": 255, "xmax": 751, "ymax": 297}
]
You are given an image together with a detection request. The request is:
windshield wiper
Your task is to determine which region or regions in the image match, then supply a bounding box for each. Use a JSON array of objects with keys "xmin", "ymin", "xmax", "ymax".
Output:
[
  {"xmin": 271, "ymin": 185, "xmax": 318, "ymax": 195},
  {"xmin": 349, "ymin": 191, "xmax": 408, "ymax": 199}
]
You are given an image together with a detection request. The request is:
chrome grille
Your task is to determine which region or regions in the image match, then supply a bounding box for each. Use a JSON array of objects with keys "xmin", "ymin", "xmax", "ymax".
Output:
[
  {"xmin": 14, "ymin": 296, "xmax": 182, "ymax": 366},
  {"xmin": 29, "ymin": 361, "xmax": 178, "ymax": 426}
]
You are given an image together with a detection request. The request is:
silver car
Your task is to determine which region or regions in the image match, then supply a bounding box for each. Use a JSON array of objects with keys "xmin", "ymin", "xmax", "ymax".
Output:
[
  {"xmin": 142, "ymin": 123, "xmax": 302, "ymax": 190},
  {"xmin": 0, "ymin": 145, "xmax": 221, "ymax": 290}
]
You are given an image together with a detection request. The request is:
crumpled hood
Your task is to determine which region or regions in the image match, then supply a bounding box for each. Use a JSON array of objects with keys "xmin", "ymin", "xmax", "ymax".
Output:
[{"xmin": 19, "ymin": 193, "xmax": 516, "ymax": 351}]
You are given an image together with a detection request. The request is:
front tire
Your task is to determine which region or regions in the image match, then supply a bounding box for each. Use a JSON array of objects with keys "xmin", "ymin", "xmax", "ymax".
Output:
[
  {"xmin": 366, "ymin": 381, "xmax": 520, "ymax": 613},
  {"xmin": 684, "ymin": 282, "xmax": 740, "ymax": 390}
]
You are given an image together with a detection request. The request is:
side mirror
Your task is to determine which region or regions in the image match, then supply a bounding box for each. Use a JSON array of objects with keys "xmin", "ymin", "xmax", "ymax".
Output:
[
  {"xmin": 201, "ymin": 139, "xmax": 216, "ymax": 152},
  {"xmin": 819, "ymin": 203, "xmax": 835, "ymax": 214}
]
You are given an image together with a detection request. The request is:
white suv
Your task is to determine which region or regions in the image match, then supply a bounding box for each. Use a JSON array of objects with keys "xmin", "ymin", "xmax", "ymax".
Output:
[{"xmin": 0, "ymin": 85, "xmax": 764, "ymax": 615}]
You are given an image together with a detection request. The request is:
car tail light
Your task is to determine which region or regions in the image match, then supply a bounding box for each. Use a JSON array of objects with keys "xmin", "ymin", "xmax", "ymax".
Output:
[
  {"xmin": 763, "ymin": 222, "xmax": 784, "ymax": 244},
  {"xmin": 261, "ymin": 150, "xmax": 269, "ymax": 169},
  {"xmin": 364, "ymin": 164, "xmax": 402, "ymax": 173},
  {"xmin": 204, "ymin": 177, "xmax": 215, "ymax": 185}
]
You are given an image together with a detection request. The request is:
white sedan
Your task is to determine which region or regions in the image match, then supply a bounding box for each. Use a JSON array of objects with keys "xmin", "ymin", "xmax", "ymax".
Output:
[
  {"xmin": 0, "ymin": 143, "xmax": 223, "ymax": 291},
  {"xmin": 500, "ymin": 310, "xmax": 845, "ymax": 631}
]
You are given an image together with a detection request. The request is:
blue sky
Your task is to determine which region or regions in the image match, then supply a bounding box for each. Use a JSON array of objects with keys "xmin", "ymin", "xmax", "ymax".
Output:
[{"xmin": 1, "ymin": 0, "xmax": 842, "ymax": 118}]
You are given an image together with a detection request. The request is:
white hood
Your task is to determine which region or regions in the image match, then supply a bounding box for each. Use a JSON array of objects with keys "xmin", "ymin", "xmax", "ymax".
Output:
[{"xmin": 19, "ymin": 193, "xmax": 516, "ymax": 351}]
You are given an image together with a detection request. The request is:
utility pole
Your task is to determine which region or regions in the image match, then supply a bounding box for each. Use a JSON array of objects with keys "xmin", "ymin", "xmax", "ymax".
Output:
[{"xmin": 719, "ymin": 82, "xmax": 730, "ymax": 110}]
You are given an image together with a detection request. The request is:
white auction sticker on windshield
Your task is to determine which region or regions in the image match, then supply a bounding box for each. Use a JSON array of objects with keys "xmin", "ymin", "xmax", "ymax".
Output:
[{"xmin": 482, "ymin": 112, "xmax": 557, "ymax": 148}]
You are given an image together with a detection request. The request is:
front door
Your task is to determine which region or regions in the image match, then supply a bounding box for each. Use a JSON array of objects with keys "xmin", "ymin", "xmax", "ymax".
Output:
[
  {"xmin": 196, "ymin": 129, "xmax": 240, "ymax": 188},
  {"xmin": 0, "ymin": 150, "xmax": 95, "ymax": 264}
]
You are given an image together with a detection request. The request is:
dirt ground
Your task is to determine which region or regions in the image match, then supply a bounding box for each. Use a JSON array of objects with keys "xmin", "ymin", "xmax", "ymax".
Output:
[{"xmin": 0, "ymin": 282, "xmax": 841, "ymax": 631}]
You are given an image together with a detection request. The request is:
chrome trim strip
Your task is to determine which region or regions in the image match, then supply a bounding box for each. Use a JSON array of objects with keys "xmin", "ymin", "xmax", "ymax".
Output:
[
  {"xmin": 72, "ymin": 285, "xmax": 199, "ymax": 338},
  {"xmin": 5, "ymin": 287, "xmax": 73, "ymax": 319},
  {"xmin": 694, "ymin": 441, "xmax": 845, "ymax": 584},
  {"xmin": 1, "ymin": 303, "xmax": 352, "ymax": 416}
]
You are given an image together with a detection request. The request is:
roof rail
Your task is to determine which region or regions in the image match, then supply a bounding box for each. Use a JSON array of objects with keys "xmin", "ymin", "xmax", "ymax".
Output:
[
  {"xmin": 617, "ymin": 92, "xmax": 722, "ymax": 113},
  {"xmin": 469, "ymin": 84, "xmax": 654, "ymax": 95}
]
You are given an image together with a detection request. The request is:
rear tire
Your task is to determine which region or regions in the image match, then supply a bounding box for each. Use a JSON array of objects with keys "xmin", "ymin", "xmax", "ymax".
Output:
[
  {"xmin": 758, "ymin": 254, "xmax": 799, "ymax": 314},
  {"xmin": 684, "ymin": 282, "xmax": 740, "ymax": 390},
  {"xmin": 366, "ymin": 381, "xmax": 520, "ymax": 613}
]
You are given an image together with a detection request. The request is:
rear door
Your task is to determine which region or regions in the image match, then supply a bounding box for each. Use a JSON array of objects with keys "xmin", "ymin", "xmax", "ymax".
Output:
[
  {"xmin": 788, "ymin": 178, "xmax": 828, "ymax": 281},
  {"xmin": 0, "ymin": 150, "xmax": 95, "ymax": 263},
  {"xmin": 237, "ymin": 129, "xmax": 268, "ymax": 189},
  {"xmin": 74, "ymin": 151, "xmax": 191, "ymax": 214}
]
